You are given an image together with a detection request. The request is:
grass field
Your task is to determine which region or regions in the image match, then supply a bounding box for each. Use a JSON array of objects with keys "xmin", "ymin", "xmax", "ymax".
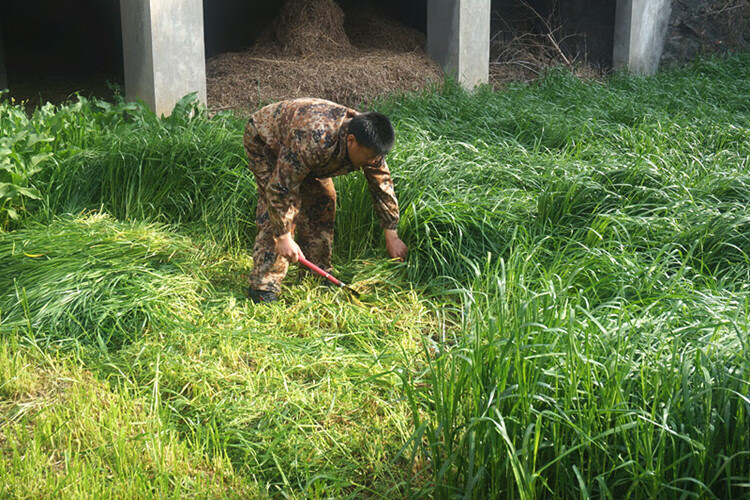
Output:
[{"xmin": 1, "ymin": 54, "xmax": 749, "ymax": 498}]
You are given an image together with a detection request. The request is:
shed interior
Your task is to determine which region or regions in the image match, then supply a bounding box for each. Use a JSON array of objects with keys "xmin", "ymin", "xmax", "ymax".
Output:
[{"xmin": 0, "ymin": 0, "xmax": 616, "ymax": 108}]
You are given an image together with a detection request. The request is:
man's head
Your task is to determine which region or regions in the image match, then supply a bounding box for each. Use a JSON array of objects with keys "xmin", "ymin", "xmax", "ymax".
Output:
[{"xmin": 346, "ymin": 112, "xmax": 395, "ymax": 167}]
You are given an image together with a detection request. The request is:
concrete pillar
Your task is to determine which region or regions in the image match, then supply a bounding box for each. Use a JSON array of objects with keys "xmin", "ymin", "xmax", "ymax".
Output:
[
  {"xmin": 120, "ymin": 0, "xmax": 206, "ymax": 116},
  {"xmin": 427, "ymin": 0, "xmax": 490, "ymax": 89},
  {"xmin": 613, "ymin": 0, "xmax": 671, "ymax": 75}
]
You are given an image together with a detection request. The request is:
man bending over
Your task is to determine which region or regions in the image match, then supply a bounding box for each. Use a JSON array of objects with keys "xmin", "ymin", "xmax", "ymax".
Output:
[{"xmin": 243, "ymin": 98, "xmax": 408, "ymax": 303}]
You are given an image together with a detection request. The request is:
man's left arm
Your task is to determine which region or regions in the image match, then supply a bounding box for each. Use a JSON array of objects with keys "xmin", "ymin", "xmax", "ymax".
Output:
[{"xmin": 362, "ymin": 160, "xmax": 408, "ymax": 261}]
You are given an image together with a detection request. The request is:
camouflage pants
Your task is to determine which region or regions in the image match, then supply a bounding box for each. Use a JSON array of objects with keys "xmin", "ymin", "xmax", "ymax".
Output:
[{"xmin": 244, "ymin": 120, "xmax": 336, "ymax": 294}]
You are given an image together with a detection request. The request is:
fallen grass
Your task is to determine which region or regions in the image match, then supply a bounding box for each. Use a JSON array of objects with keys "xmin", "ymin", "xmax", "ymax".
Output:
[{"xmin": 0, "ymin": 213, "xmax": 209, "ymax": 348}]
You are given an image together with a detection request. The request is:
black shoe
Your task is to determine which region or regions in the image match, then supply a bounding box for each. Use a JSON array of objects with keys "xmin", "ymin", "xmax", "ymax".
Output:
[{"xmin": 247, "ymin": 288, "xmax": 278, "ymax": 304}]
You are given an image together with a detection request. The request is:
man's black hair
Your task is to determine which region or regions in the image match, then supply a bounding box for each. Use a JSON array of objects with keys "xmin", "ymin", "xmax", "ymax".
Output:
[{"xmin": 348, "ymin": 112, "xmax": 395, "ymax": 156}]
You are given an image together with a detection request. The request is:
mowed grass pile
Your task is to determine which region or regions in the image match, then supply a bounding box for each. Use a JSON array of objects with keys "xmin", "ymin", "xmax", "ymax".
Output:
[{"xmin": 1, "ymin": 54, "xmax": 749, "ymax": 498}]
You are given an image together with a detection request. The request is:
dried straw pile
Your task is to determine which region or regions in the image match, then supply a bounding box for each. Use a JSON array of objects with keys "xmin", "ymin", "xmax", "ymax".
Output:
[
  {"xmin": 344, "ymin": 5, "xmax": 425, "ymax": 52},
  {"xmin": 206, "ymin": 0, "xmax": 443, "ymax": 114},
  {"xmin": 265, "ymin": 0, "xmax": 352, "ymax": 56}
]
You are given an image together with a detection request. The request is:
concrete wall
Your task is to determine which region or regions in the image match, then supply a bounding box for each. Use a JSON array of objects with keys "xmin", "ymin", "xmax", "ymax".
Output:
[
  {"xmin": 120, "ymin": 0, "xmax": 206, "ymax": 116},
  {"xmin": 428, "ymin": 0, "xmax": 490, "ymax": 89},
  {"xmin": 613, "ymin": 0, "xmax": 672, "ymax": 74}
]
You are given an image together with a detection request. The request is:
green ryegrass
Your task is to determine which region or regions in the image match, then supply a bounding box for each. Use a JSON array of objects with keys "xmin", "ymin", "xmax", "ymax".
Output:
[
  {"xmin": 371, "ymin": 55, "xmax": 750, "ymax": 498},
  {"xmin": 0, "ymin": 333, "xmax": 259, "ymax": 498},
  {"xmin": 1, "ymin": 54, "xmax": 750, "ymax": 498},
  {"xmin": 21, "ymin": 94, "xmax": 257, "ymax": 249}
]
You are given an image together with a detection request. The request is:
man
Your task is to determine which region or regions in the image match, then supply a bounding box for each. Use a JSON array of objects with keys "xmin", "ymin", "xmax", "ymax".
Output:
[{"xmin": 243, "ymin": 98, "xmax": 409, "ymax": 303}]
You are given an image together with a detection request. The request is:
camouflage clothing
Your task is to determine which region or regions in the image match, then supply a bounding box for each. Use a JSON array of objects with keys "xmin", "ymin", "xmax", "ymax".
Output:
[{"xmin": 244, "ymin": 98, "xmax": 400, "ymax": 294}]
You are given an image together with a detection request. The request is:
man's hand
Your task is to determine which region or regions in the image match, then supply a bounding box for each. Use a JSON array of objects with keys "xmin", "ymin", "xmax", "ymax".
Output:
[
  {"xmin": 384, "ymin": 229, "xmax": 408, "ymax": 262},
  {"xmin": 275, "ymin": 232, "xmax": 304, "ymax": 263}
]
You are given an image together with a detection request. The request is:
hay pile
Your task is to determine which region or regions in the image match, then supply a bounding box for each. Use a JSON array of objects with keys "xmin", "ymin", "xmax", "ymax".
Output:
[
  {"xmin": 344, "ymin": 4, "xmax": 425, "ymax": 52},
  {"xmin": 264, "ymin": 0, "xmax": 352, "ymax": 56},
  {"xmin": 206, "ymin": 0, "xmax": 443, "ymax": 114}
]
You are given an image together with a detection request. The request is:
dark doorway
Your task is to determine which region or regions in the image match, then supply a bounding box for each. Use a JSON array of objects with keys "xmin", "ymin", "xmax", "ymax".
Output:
[
  {"xmin": 1, "ymin": 0, "xmax": 124, "ymax": 108},
  {"xmin": 491, "ymin": 0, "xmax": 616, "ymax": 68}
]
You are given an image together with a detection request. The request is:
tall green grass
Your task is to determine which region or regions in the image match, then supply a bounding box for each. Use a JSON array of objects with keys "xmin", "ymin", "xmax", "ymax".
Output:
[
  {"xmin": 1, "ymin": 94, "xmax": 256, "ymax": 248},
  {"xmin": 374, "ymin": 56, "xmax": 750, "ymax": 497},
  {"xmin": 1, "ymin": 54, "xmax": 749, "ymax": 498}
]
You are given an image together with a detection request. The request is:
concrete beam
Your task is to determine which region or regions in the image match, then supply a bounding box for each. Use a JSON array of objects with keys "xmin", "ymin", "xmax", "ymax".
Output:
[
  {"xmin": 613, "ymin": 0, "xmax": 671, "ymax": 75},
  {"xmin": 427, "ymin": 0, "xmax": 490, "ymax": 89},
  {"xmin": 120, "ymin": 0, "xmax": 206, "ymax": 116}
]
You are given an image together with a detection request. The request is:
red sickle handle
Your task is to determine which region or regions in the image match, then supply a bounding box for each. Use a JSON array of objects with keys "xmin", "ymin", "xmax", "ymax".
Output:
[{"xmin": 297, "ymin": 256, "xmax": 346, "ymax": 287}]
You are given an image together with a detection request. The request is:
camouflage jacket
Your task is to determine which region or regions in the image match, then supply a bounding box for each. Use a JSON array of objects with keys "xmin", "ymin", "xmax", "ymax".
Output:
[{"xmin": 250, "ymin": 98, "xmax": 400, "ymax": 236}]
